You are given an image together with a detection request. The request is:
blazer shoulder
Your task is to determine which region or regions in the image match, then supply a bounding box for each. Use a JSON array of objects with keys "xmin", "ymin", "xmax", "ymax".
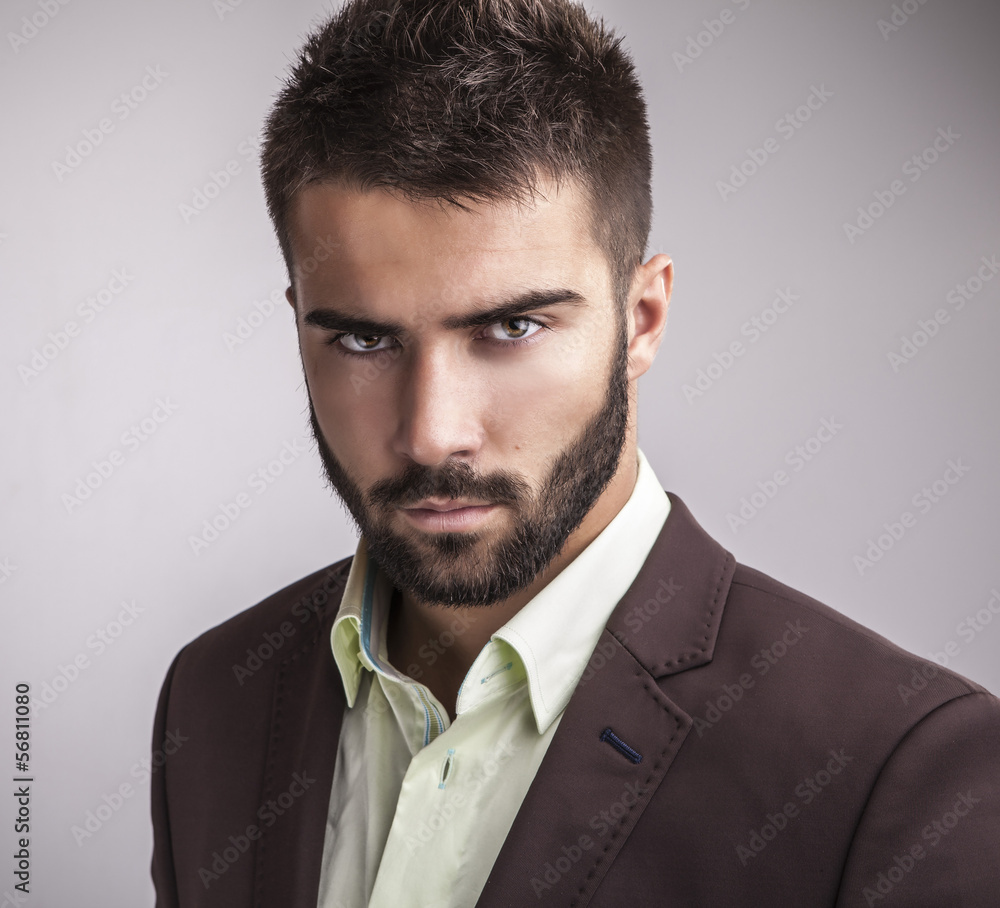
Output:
[{"xmin": 724, "ymin": 561, "xmax": 991, "ymax": 701}]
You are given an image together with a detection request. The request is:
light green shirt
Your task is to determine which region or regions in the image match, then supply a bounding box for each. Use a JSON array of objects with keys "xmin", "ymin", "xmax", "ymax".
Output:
[{"xmin": 316, "ymin": 449, "xmax": 670, "ymax": 908}]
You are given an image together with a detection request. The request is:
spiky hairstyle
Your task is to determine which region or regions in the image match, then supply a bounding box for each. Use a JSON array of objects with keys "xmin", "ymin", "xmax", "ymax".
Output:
[{"xmin": 261, "ymin": 0, "xmax": 653, "ymax": 307}]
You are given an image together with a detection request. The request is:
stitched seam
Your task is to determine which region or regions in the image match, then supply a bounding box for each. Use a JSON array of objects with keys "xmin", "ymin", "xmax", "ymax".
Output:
[
  {"xmin": 570, "ymin": 667, "xmax": 687, "ymax": 906},
  {"xmin": 653, "ymin": 551, "xmax": 733, "ymax": 673},
  {"xmin": 253, "ymin": 652, "xmax": 288, "ymax": 906},
  {"xmin": 252, "ymin": 566, "xmax": 346, "ymax": 904}
]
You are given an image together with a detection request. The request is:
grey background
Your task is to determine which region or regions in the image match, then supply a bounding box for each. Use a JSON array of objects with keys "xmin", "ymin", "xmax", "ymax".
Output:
[{"xmin": 1, "ymin": 0, "xmax": 997, "ymax": 903}]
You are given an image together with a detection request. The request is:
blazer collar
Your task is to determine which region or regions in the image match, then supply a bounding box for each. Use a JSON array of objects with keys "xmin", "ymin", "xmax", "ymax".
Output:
[{"xmin": 477, "ymin": 493, "xmax": 735, "ymax": 907}]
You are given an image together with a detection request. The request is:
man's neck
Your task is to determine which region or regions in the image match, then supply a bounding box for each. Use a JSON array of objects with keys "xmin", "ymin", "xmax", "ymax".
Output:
[{"xmin": 385, "ymin": 447, "xmax": 640, "ymax": 719}]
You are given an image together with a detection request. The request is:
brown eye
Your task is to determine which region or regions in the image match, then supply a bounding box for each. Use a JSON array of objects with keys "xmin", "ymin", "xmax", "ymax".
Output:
[
  {"xmin": 337, "ymin": 333, "xmax": 394, "ymax": 354},
  {"xmin": 502, "ymin": 319, "xmax": 531, "ymax": 338},
  {"xmin": 484, "ymin": 318, "xmax": 543, "ymax": 342}
]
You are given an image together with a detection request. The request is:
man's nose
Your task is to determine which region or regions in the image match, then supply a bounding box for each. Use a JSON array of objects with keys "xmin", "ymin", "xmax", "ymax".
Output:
[{"xmin": 392, "ymin": 346, "xmax": 483, "ymax": 467}]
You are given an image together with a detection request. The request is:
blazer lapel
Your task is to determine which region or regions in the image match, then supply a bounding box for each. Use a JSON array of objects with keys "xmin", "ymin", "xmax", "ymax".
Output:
[
  {"xmin": 477, "ymin": 493, "xmax": 735, "ymax": 907},
  {"xmin": 254, "ymin": 579, "xmax": 347, "ymax": 907},
  {"xmin": 607, "ymin": 493, "xmax": 736, "ymax": 680}
]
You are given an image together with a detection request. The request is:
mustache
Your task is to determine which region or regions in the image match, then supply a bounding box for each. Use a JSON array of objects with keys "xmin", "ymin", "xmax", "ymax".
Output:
[{"xmin": 367, "ymin": 459, "xmax": 530, "ymax": 509}]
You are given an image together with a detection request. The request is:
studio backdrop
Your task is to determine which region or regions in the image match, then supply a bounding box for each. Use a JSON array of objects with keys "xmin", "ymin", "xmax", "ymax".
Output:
[{"xmin": 1, "ymin": 0, "xmax": 998, "ymax": 904}]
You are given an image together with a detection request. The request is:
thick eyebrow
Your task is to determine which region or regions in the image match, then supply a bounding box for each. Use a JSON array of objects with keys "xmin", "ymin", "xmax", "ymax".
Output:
[
  {"xmin": 302, "ymin": 288, "xmax": 587, "ymax": 337},
  {"xmin": 303, "ymin": 308, "xmax": 398, "ymax": 337},
  {"xmin": 441, "ymin": 289, "xmax": 587, "ymax": 330}
]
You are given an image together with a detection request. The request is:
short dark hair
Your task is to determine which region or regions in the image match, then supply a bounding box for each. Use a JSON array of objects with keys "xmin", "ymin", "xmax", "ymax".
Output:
[{"xmin": 261, "ymin": 0, "xmax": 653, "ymax": 308}]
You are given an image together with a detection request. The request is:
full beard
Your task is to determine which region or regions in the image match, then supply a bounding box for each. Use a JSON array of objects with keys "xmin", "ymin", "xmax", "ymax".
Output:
[{"xmin": 308, "ymin": 315, "xmax": 631, "ymax": 607}]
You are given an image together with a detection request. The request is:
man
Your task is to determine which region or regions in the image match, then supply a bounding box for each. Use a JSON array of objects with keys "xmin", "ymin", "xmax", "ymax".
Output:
[{"xmin": 151, "ymin": 1, "xmax": 1000, "ymax": 905}]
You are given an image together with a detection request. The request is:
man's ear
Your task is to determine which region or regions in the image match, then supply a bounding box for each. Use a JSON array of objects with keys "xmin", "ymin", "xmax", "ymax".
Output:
[
  {"xmin": 285, "ymin": 285, "xmax": 296, "ymax": 310},
  {"xmin": 626, "ymin": 254, "xmax": 673, "ymax": 381}
]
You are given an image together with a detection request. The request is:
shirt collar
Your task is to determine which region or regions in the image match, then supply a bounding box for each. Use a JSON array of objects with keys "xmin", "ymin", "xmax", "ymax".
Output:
[
  {"xmin": 331, "ymin": 448, "xmax": 670, "ymax": 728},
  {"xmin": 331, "ymin": 539, "xmax": 400, "ymax": 707},
  {"xmin": 490, "ymin": 448, "xmax": 669, "ymax": 732}
]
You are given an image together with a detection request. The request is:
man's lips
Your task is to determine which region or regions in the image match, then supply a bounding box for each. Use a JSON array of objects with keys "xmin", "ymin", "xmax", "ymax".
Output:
[
  {"xmin": 400, "ymin": 500, "xmax": 497, "ymax": 532},
  {"xmin": 404, "ymin": 498, "xmax": 492, "ymax": 512}
]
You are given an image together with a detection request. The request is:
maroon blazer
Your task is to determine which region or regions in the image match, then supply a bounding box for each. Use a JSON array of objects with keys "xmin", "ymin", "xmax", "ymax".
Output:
[{"xmin": 151, "ymin": 494, "xmax": 1000, "ymax": 906}]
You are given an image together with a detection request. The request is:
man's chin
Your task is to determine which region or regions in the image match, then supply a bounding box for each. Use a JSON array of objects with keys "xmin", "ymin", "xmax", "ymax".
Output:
[
  {"xmin": 375, "ymin": 511, "xmax": 503, "ymax": 557},
  {"xmin": 364, "ymin": 526, "xmax": 527, "ymax": 608}
]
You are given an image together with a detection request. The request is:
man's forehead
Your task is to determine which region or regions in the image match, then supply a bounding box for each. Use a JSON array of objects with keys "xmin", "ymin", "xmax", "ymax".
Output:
[
  {"xmin": 287, "ymin": 179, "xmax": 596, "ymax": 262},
  {"xmin": 287, "ymin": 180, "xmax": 612, "ymax": 321}
]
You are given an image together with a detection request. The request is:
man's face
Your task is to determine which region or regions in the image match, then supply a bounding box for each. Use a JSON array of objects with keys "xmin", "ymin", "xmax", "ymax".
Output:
[{"xmin": 288, "ymin": 180, "xmax": 634, "ymax": 607}]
